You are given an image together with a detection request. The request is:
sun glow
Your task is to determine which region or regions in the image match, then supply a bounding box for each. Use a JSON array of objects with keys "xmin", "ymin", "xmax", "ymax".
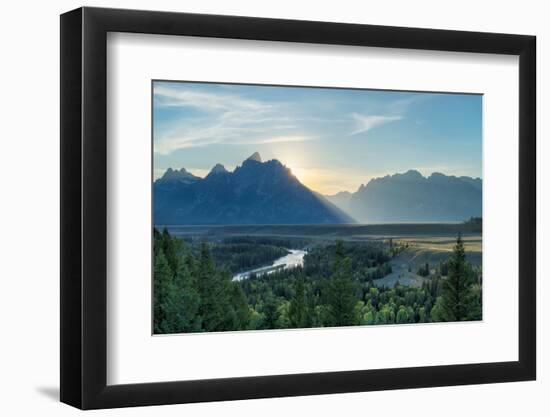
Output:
[
  {"xmin": 263, "ymin": 149, "xmax": 364, "ymax": 195},
  {"xmin": 285, "ymin": 164, "xmax": 363, "ymax": 196},
  {"xmin": 280, "ymin": 157, "xmax": 319, "ymax": 192},
  {"xmin": 287, "ymin": 165, "xmax": 308, "ymax": 184}
]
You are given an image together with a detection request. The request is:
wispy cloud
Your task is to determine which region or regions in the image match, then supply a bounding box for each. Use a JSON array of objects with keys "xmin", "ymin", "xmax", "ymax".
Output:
[
  {"xmin": 154, "ymin": 85, "xmax": 272, "ymax": 113},
  {"xmin": 241, "ymin": 135, "xmax": 315, "ymax": 145},
  {"xmin": 350, "ymin": 114, "xmax": 402, "ymax": 135},
  {"xmin": 349, "ymin": 93, "xmax": 432, "ymax": 136},
  {"xmin": 155, "ymin": 131, "xmax": 315, "ymax": 155},
  {"xmin": 154, "ymin": 84, "xmax": 316, "ymax": 154}
]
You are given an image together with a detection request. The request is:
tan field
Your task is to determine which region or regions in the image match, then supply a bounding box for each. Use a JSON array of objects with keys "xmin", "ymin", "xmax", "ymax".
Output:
[
  {"xmin": 373, "ymin": 235, "xmax": 482, "ymax": 288},
  {"xmin": 397, "ymin": 235, "xmax": 482, "ymax": 253}
]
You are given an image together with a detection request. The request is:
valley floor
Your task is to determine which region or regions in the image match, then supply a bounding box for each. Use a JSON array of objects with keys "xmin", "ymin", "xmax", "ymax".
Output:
[{"xmin": 162, "ymin": 223, "xmax": 482, "ymax": 289}]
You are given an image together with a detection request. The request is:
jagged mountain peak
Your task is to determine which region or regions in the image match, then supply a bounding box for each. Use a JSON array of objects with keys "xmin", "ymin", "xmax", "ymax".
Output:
[
  {"xmin": 161, "ymin": 167, "xmax": 196, "ymax": 180},
  {"xmin": 157, "ymin": 167, "xmax": 201, "ymax": 188},
  {"xmin": 208, "ymin": 163, "xmax": 228, "ymax": 175},
  {"xmin": 392, "ymin": 169, "xmax": 424, "ymax": 181},
  {"xmin": 154, "ymin": 154, "xmax": 353, "ymax": 225},
  {"xmin": 246, "ymin": 151, "xmax": 262, "ymax": 163}
]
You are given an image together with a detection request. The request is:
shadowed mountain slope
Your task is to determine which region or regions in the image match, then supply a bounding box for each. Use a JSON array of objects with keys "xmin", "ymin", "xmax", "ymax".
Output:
[{"xmin": 154, "ymin": 153, "xmax": 355, "ymax": 225}]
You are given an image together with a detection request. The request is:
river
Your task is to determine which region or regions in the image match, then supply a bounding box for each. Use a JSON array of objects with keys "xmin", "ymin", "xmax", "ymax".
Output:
[{"xmin": 232, "ymin": 249, "xmax": 307, "ymax": 281}]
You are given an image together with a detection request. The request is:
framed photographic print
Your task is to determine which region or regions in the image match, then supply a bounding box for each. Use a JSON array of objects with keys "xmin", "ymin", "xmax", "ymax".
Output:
[{"xmin": 60, "ymin": 7, "xmax": 536, "ymax": 409}]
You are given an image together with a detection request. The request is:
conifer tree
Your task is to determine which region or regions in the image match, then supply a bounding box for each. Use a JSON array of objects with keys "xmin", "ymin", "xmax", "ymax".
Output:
[
  {"xmin": 170, "ymin": 259, "xmax": 202, "ymax": 332},
  {"xmin": 435, "ymin": 233, "xmax": 474, "ymax": 321},
  {"xmin": 289, "ymin": 274, "xmax": 311, "ymax": 328},
  {"xmin": 197, "ymin": 242, "xmax": 231, "ymax": 332},
  {"xmin": 228, "ymin": 280, "xmax": 251, "ymax": 330},
  {"xmin": 324, "ymin": 241, "xmax": 359, "ymax": 327},
  {"xmin": 466, "ymin": 283, "xmax": 482, "ymax": 320},
  {"xmin": 161, "ymin": 227, "xmax": 181, "ymax": 273},
  {"xmin": 153, "ymin": 250, "xmax": 173, "ymax": 333},
  {"xmin": 262, "ymin": 293, "xmax": 280, "ymax": 329}
]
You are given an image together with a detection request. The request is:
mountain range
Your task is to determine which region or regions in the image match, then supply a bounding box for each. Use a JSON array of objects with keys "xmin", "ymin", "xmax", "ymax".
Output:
[
  {"xmin": 155, "ymin": 153, "xmax": 482, "ymax": 225},
  {"xmin": 325, "ymin": 169, "xmax": 482, "ymax": 223},
  {"xmin": 154, "ymin": 153, "xmax": 353, "ymax": 225}
]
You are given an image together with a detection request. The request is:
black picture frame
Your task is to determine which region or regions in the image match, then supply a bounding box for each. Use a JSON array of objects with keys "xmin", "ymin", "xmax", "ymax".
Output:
[{"xmin": 60, "ymin": 6, "xmax": 536, "ymax": 410}]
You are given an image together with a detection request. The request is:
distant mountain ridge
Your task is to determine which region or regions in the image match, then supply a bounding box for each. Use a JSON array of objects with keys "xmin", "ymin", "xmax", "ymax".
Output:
[
  {"xmin": 154, "ymin": 153, "xmax": 354, "ymax": 225},
  {"xmin": 325, "ymin": 170, "xmax": 482, "ymax": 223},
  {"xmin": 155, "ymin": 167, "xmax": 201, "ymax": 189},
  {"xmin": 324, "ymin": 191, "xmax": 353, "ymax": 212}
]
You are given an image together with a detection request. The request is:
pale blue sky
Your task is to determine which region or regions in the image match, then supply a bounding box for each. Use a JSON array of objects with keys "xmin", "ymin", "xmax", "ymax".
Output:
[{"xmin": 153, "ymin": 81, "xmax": 482, "ymax": 195}]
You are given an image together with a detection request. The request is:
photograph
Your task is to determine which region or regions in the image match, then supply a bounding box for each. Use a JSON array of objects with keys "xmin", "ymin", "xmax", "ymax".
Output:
[{"xmin": 152, "ymin": 81, "xmax": 483, "ymax": 334}]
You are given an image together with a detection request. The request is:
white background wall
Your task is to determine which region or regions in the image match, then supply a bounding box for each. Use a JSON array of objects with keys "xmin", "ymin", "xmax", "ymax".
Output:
[{"xmin": 0, "ymin": 0, "xmax": 546, "ymax": 415}]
